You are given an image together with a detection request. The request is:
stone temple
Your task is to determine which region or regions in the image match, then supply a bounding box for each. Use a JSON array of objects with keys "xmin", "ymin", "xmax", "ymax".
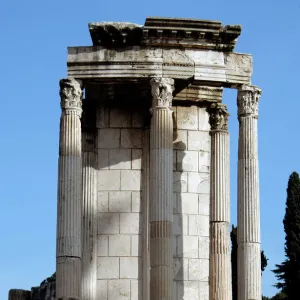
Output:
[{"xmin": 9, "ymin": 17, "xmax": 262, "ymax": 300}]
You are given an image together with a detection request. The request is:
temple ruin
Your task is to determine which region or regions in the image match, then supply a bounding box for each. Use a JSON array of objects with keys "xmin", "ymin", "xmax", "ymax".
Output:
[{"xmin": 9, "ymin": 17, "xmax": 262, "ymax": 300}]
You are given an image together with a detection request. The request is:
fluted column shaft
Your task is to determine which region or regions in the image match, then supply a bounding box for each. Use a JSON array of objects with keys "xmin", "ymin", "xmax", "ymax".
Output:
[
  {"xmin": 82, "ymin": 132, "xmax": 97, "ymax": 300},
  {"xmin": 56, "ymin": 78, "xmax": 83, "ymax": 300},
  {"xmin": 149, "ymin": 78, "xmax": 174, "ymax": 300},
  {"xmin": 237, "ymin": 85, "xmax": 262, "ymax": 300},
  {"xmin": 209, "ymin": 104, "xmax": 232, "ymax": 300},
  {"xmin": 143, "ymin": 128, "xmax": 150, "ymax": 300}
]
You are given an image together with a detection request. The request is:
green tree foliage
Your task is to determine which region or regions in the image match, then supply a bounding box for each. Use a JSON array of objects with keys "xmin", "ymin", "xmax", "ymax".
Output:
[
  {"xmin": 271, "ymin": 292, "xmax": 287, "ymax": 300},
  {"xmin": 261, "ymin": 250, "xmax": 268, "ymax": 272},
  {"xmin": 262, "ymin": 292, "xmax": 287, "ymax": 300},
  {"xmin": 273, "ymin": 172, "xmax": 300, "ymax": 300},
  {"xmin": 231, "ymin": 225, "xmax": 268, "ymax": 300},
  {"xmin": 262, "ymin": 293, "xmax": 288, "ymax": 300}
]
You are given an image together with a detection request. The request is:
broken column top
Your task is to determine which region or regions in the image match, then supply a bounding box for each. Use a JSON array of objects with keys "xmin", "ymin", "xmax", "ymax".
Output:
[{"xmin": 89, "ymin": 17, "xmax": 241, "ymax": 51}]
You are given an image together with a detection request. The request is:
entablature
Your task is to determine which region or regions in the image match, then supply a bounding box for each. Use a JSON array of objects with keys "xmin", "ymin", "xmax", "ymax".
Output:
[{"xmin": 67, "ymin": 46, "xmax": 252, "ymax": 87}]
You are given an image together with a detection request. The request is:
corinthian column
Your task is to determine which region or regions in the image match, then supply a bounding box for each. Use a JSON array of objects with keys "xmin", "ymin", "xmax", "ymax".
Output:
[
  {"xmin": 209, "ymin": 103, "xmax": 231, "ymax": 300},
  {"xmin": 237, "ymin": 85, "xmax": 262, "ymax": 300},
  {"xmin": 149, "ymin": 77, "xmax": 174, "ymax": 300},
  {"xmin": 57, "ymin": 78, "xmax": 83, "ymax": 300},
  {"xmin": 81, "ymin": 131, "xmax": 97, "ymax": 300}
]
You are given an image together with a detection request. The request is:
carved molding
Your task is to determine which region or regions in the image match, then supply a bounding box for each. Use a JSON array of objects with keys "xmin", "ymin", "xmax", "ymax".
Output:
[
  {"xmin": 208, "ymin": 103, "xmax": 229, "ymax": 131},
  {"xmin": 68, "ymin": 48, "xmax": 252, "ymax": 86},
  {"xmin": 59, "ymin": 78, "xmax": 83, "ymax": 116},
  {"xmin": 237, "ymin": 85, "xmax": 262, "ymax": 119},
  {"xmin": 89, "ymin": 17, "xmax": 241, "ymax": 51},
  {"xmin": 89, "ymin": 22, "xmax": 142, "ymax": 47},
  {"xmin": 150, "ymin": 77, "xmax": 174, "ymax": 108}
]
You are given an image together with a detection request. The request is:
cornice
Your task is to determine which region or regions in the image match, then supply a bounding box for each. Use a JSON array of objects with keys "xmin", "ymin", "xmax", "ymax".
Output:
[
  {"xmin": 143, "ymin": 17, "xmax": 241, "ymax": 51},
  {"xmin": 88, "ymin": 17, "xmax": 241, "ymax": 51},
  {"xmin": 89, "ymin": 22, "xmax": 143, "ymax": 47}
]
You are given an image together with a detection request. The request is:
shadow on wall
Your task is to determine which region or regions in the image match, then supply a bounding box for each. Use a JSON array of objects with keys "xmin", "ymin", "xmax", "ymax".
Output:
[
  {"xmin": 93, "ymin": 89, "xmax": 150, "ymax": 300},
  {"xmin": 173, "ymin": 124, "xmax": 186, "ymax": 300},
  {"xmin": 172, "ymin": 105, "xmax": 211, "ymax": 300},
  {"xmin": 84, "ymin": 89, "xmax": 210, "ymax": 300}
]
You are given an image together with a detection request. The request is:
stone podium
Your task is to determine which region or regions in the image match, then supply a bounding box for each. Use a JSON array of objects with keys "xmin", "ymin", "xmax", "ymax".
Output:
[{"xmin": 8, "ymin": 16, "xmax": 262, "ymax": 300}]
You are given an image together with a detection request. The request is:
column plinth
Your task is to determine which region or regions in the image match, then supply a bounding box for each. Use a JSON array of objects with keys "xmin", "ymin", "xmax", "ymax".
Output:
[
  {"xmin": 149, "ymin": 78, "xmax": 174, "ymax": 300},
  {"xmin": 237, "ymin": 85, "xmax": 262, "ymax": 300},
  {"xmin": 209, "ymin": 103, "xmax": 232, "ymax": 300},
  {"xmin": 56, "ymin": 78, "xmax": 83, "ymax": 300}
]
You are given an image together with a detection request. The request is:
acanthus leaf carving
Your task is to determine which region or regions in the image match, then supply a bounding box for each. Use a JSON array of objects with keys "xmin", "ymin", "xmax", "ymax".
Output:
[
  {"xmin": 59, "ymin": 78, "xmax": 83, "ymax": 116},
  {"xmin": 237, "ymin": 85, "xmax": 262, "ymax": 119},
  {"xmin": 208, "ymin": 103, "xmax": 229, "ymax": 131},
  {"xmin": 150, "ymin": 77, "xmax": 174, "ymax": 108}
]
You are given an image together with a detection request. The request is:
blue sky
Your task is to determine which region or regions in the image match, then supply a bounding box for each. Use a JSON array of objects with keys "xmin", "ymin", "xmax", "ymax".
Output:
[{"xmin": 1, "ymin": 0, "xmax": 299, "ymax": 298}]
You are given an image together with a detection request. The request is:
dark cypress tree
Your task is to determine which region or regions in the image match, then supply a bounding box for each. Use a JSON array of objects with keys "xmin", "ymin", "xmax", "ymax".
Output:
[
  {"xmin": 261, "ymin": 250, "xmax": 268, "ymax": 272},
  {"xmin": 231, "ymin": 225, "xmax": 268, "ymax": 300},
  {"xmin": 271, "ymin": 292, "xmax": 287, "ymax": 300},
  {"xmin": 273, "ymin": 172, "xmax": 300, "ymax": 300}
]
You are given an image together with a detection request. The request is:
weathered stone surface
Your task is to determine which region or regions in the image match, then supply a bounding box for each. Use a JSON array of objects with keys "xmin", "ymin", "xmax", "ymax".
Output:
[
  {"xmin": 10, "ymin": 16, "xmax": 262, "ymax": 300},
  {"xmin": 226, "ymin": 53, "xmax": 253, "ymax": 86},
  {"xmin": 89, "ymin": 17, "xmax": 241, "ymax": 51},
  {"xmin": 150, "ymin": 78, "xmax": 174, "ymax": 300},
  {"xmin": 57, "ymin": 78, "xmax": 82, "ymax": 299},
  {"xmin": 89, "ymin": 22, "xmax": 143, "ymax": 47},
  {"xmin": 67, "ymin": 47, "xmax": 252, "ymax": 86},
  {"xmin": 209, "ymin": 103, "xmax": 232, "ymax": 300},
  {"xmin": 82, "ymin": 132, "xmax": 97, "ymax": 300},
  {"xmin": 144, "ymin": 17, "xmax": 241, "ymax": 51},
  {"xmin": 142, "ymin": 129, "xmax": 150, "ymax": 300},
  {"xmin": 93, "ymin": 102, "xmax": 145, "ymax": 300},
  {"xmin": 237, "ymin": 85, "xmax": 262, "ymax": 300},
  {"xmin": 174, "ymin": 86, "xmax": 223, "ymax": 103}
]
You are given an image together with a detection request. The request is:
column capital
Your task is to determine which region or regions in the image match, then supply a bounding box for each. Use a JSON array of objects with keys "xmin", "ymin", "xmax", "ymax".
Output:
[
  {"xmin": 59, "ymin": 78, "xmax": 83, "ymax": 116},
  {"xmin": 208, "ymin": 103, "xmax": 229, "ymax": 131},
  {"xmin": 150, "ymin": 77, "xmax": 174, "ymax": 108},
  {"xmin": 237, "ymin": 85, "xmax": 262, "ymax": 119}
]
